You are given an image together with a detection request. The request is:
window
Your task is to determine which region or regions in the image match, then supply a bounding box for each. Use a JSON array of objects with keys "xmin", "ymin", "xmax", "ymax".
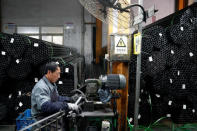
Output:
[
  {"xmin": 53, "ymin": 36, "xmax": 63, "ymax": 45},
  {"xmin": 17, "ymin": 26, "xmax": 39, "ymax": 39},
  {"xmin": 41, "ymin": 27, "xmax": 63, "ymax": 34},
  {"xmin": 17, "ymin": 26, "xmax": 63, "ymax": 45},
  {"xmin": 42, "ymin": 35, "xmax": 52, "ymax": 42},
  {"xmin": 41, "ymin": 27, "xmax": 63, "ymax": 45},
  {"xmin": 17, "ymin": 27, "xmax": 39, "ymax": 34}
]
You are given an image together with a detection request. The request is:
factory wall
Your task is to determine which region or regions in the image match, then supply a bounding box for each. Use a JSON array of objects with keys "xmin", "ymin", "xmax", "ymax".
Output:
[
  {"xmin": 130, "ymin": 0, "xmax": 175, "ymax": 25},
  {"xmin": 1, "ymin": 0, "xmax": 98, "ymax": 64}
]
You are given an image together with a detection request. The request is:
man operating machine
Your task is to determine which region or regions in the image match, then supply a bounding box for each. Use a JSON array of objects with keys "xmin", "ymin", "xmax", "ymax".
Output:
[
  {"xmin": 31, "ymin": 62, "xmax": 80, "ymax": 130},
  {"xmin": 29, "ymin": 61, "xmax": 126, "ymax": 131}
]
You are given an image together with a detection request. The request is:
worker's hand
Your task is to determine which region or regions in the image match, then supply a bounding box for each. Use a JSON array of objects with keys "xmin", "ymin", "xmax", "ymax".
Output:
[{"xmin": 67, "ymin": 103, "xmax": 81, "ymax": 113}]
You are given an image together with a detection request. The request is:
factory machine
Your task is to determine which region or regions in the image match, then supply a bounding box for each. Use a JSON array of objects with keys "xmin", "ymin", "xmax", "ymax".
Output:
[
  {"xmin": 68, "ymin": 74, "xmax": 126, "ymax": 131},
  {"xmin": 20, "ymin": 74, "xmax": 126, "ymax": 131}
]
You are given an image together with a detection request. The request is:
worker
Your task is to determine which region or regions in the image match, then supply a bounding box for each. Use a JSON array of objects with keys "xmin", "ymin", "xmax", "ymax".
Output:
[{"xmin": 31, "ymin": 62, "xmax": 80, "ymax": 129}]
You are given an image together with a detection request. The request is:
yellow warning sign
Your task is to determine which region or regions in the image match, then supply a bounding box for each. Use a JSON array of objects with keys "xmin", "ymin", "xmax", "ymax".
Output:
[
  {"xmin": 114, "ymin": 36, "xmax": 128, "ymax": 54},
  {"xmin": 133, "ymin": 32, "xmax": 141, "ymax": 55},
  {"xmin": 116, "ymin": 38, "xmax": 126, "ymax": 47}
]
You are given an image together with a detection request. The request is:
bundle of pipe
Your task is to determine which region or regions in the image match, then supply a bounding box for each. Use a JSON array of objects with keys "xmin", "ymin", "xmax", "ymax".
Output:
[
  {"xmin": 162, "ymin": 95, "xmax": 177, "ymax": 118},
  {"xmin": 27, "ymin": 37, "xmax": 74, "ymax": 66},
  {"xmin": 151, "ymin": 95, "xmax": 176, "ymax": 121},
  {"xmin": 172, "ymin": 107, "xmax": 195, "ymax": 124},
  {"xmin": 170, "ymin": 92, "xmax": 197, "ymax": 124},
  {"xmin": 0, "ymin": 33, "xmax": 84, "ymax": 122},
  {"xmin": 0, "ymin": 33, "xmax": 29, "ymax": 58},
  {"xmin": 0, "ymin": 33, "xmax": 79, "ymax": 80},
  {"xmin": 151, "ymin": 103, "xmax": 168, "ymax": 121},
  {"xmin": 0, "ymin": 34, "xmax": 31, "ymax": 80},
  {"xmin": 170, "ymin": 24, "xmax": 193, "ymax": 44},
  {"xmin": 0, "ymin": 34, "xmax": 33, "ymax": 79},
  {"xmin": 128, "ymin": 92, "xmax": 151, "ymax": 126},
  {"xmin": 152, "ymin": 70, "xmax": 172, "ymax": 95},
  {"xmin": 14, "ymin": 95, "xmax": 31, "ymax": 115},
  {"xmin": 129, "ymin": 54, "xmax": 148, "ymax": 79},
  {"xmin": 129, "ymin": 4, "xmax": 197, "ymax": 124},
  {"xmin": 40, "ymin": 55, "xmax": 83, "ymax": 96},
  {"xmin": 7, "ymin": 58, "xmax": 32, "ymax": 80},
  {"xmin": 161, "ymin": 42, "xmax": 190, "ymax": 66},
  {"xmin": 143, "ymin": 26, "xmax": 168, "ymax": 50},
  {"xmin": 180, "ymin": 8, "xmax": 194, "ymax": 25},
  {"xmin": 189, "ymin": 70, "xmax": 197, "ymax": 92},
  {"xmin": 2, "ymin": 57, "xmax": 83, "ymax": 120},
  {"xmin": 0, "ymin": 96, "xmax": 8, "ymax": 121},
  {"xmin": 57, "ymin": 57, "xmax": 84, "ymax": 96},
  {"xmin": 51, "ymin": 57, "xmax": 75, "ymax": 96},
  {"xmin": 0, "ymin": 51, "xmax": 10, "ymax": 78},
  {"xmin": 145, "ymin": 51, "xmax": 166, "ymax": 77}
]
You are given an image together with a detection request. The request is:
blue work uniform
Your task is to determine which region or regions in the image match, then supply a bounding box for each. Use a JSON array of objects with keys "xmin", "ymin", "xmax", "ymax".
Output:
[{"xmin": 31, "ymin": 76, "xmax": 71, "ymax": 117}]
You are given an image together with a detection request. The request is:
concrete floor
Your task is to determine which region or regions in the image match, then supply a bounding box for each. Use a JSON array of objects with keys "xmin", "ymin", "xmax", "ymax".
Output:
[
  {"xmin": 0, "ymin": 123, "xmax": 197, "ymax": 131},
  {"xmin": 0, "ymin": 126, "xmax": 196, "ymax": 131},
  {"xmin": 0, "ymin": 125, "xmax": 16, "ymax": 131},
  {"xmin": 128, "ymin": 119, "xmax": 197, "ymax": 131}
]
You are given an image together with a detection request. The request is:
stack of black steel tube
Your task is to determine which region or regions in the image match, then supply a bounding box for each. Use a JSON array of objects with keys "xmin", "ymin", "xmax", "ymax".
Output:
[
  {"xmin": 128, "ymin": 83, "xmax": 151, "ymax": 126},
  {"xmin": 145, "ymin": 51, "xmax": 166, "ymax": 76},
  {"xmin": 50, "ymin": 57, "xmax": 78, "ymax": 96},
  {"xmin": 128, "ymin": 3, "xmax": 197, "ymax": 125},
  {"xmin": 0, "ymin": 33, "xmax": 84, "ymax": 123},
  {"xmin": 0, "ymin": 33, "xmax": 28, "ymax": 58}
]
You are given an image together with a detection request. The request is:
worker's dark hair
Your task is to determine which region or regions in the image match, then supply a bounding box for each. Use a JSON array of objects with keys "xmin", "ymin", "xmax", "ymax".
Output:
[{"xmin": 44, "ymin": 62, "xmax": 59, "ymax": 74}]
